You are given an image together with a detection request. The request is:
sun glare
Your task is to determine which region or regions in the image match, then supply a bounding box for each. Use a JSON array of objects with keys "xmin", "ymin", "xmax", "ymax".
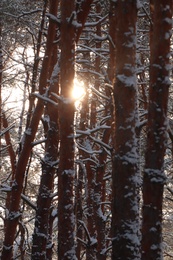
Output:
[{"xmin": 72, "ymin": 79, "xmax": 85, "ymax": 100}]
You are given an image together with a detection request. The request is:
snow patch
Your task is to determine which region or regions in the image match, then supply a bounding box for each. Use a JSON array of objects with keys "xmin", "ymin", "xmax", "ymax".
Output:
[{"xmin": 117, "ymin": 74, "xmax": 136, "ymax": 87}]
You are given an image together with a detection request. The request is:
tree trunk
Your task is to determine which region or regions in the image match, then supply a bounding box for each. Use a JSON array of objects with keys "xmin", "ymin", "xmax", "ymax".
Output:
[
  {"xmin": 57, "ymin": 0, "xmax": 76, "ymax": 259},
  {"xmin": 111, "ymin": 1, "xmax": 140, "ymax": 259},
  {"xmin": 141, "ymin": 1, "xmax": 172, "ymax": 259},
  {"xmin": 31, "ymin": 1, "xmax": 59, "ymax": 259},
  {"xmin": 26, "ymin": 0, "xmax": 48, "ymax": 129}
]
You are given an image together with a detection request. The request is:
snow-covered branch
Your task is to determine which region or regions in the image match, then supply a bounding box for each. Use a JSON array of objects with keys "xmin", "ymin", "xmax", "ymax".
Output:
[
  {"xmin": 75, "ymin": 125, "xmax": 110, "ymax": 138},
  {"xmin": 0, "ymin": 123, "xmax": 15, "ymax": 137},
  {"xmin": 51, "ymin": 92, "xmax": 74, "ymax": 104},
  {"xmin": 77, "ymin": 44, "xmax": 108, "ymax": 60},
  {"xmin": 84, "ymin": 14, "xmax": 108, "ymax": 27},
  {"xmin": 46, "ymin": 13, "xmax": 60, "ymax": 26},
  {"xmin": 32, "ymin": 92, "xmax": 58, "ymax": 106}
]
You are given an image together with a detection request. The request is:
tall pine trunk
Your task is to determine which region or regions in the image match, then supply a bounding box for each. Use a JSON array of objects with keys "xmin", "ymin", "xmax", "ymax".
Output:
[
  {"xmin": 141, "ymin": 1, "xmax": 172, "ymax": 259},
  {"xmin": 57, "ymin": 0, "xmax": 76, "ymax": 259},
  {"xmin": 111, "ymin": 1, "xmax": 140, "ymax": 259}
]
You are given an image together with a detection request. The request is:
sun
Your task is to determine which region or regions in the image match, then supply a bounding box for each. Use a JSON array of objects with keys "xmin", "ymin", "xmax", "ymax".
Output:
[{"xmin": 72, "ymin": 79, "xmax": 85, "ymax": 100}]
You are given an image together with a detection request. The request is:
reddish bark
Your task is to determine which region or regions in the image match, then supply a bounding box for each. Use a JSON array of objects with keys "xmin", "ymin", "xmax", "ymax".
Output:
[
  {"xmin": 31, "ymin": 0, "xmax": 59, "ymax": 259},
  {"xmin": 111, "ymin": 1, "xmax": 140, "ymax": 259},
  {"xmin": 141, "ymin": 1, "xmax": 172, "ymax": 259},
  {"xmin": 58, "ymin": 0, "xmax": 76, "ymax": 259},
  {"xmin": 1, "ymin": 1, "xmax": 58, "ymax": 258},
  {"xmin": 26, "ymin": 0, "xmax": 48, "ymax": 128}
]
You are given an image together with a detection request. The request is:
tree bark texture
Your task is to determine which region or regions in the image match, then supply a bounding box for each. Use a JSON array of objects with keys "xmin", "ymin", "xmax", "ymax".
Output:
[
  {"xmin": 31, "ymin": 0, "xmax": 59, "ymax": 259},
  {"xmin": 111, "ymin": 1, "xmax": 140, "ymax": 259},
  {"xmin": 141, "ymin": 1, "xmax": 172, "ymax": 259},
  {"xmin": 58, "ymin": 0, "xmax": 76, "ymax": 259}
]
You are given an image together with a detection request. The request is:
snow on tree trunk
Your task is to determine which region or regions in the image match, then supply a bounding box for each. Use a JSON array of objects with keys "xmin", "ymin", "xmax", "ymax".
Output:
[
  {"xmin": 31, "ymin": 1, "xmax": 59, "ymax": 259},
  {"xmin": 111, "ymin": 1, "xmax": 140, "ymax": 259},
  {"xmin": 57, "ymin": 0, "xmax": 76, "ymax": 259},
  {"xmin": 141, "ymin": 1, "xmax": 172, "ymax": 259},
  {"xmin": 1, "ymin": 1, "xmax": 57, "ymax": 259}
]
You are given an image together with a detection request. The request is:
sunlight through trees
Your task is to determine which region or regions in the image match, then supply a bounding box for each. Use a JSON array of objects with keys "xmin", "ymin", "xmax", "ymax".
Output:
[{"xmin": 0, "ymin": 0, "xmax": 172, "ymax": 259}]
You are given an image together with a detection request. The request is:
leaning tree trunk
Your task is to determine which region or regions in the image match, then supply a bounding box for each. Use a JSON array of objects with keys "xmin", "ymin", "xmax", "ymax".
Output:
[
  {"xmin": 111, "ymin": 0, "xmax": 140, "ymax": 259},
  {"xmin": 141, "ymin": 1, "xmax": 172, "ymax": 259}
]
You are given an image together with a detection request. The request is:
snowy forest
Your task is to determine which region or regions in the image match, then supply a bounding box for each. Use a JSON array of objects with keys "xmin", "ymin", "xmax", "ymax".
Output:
[{"xmin": 0, "ymin": 0, "xmax": 173, "ymax": 259}]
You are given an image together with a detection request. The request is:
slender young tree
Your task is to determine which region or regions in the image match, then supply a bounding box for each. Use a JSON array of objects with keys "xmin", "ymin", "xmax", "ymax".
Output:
[
  {"xmin": 111, "ymin": 0, "xmax": 140, "ymax": 259},
  {"xmin": 141, "ymin": 1, "xmax": 172, "ymax": 259},
  {"xmin": 93, "ymin": 3, "xmax": 112, "ymax": 259},
  {"xmin": 26, "ymin": 0, "xmax": 49, "ymax": 129},
  {"xmin": 31, "ymin": 1, "xmax": 59, "ymax": 259}
]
